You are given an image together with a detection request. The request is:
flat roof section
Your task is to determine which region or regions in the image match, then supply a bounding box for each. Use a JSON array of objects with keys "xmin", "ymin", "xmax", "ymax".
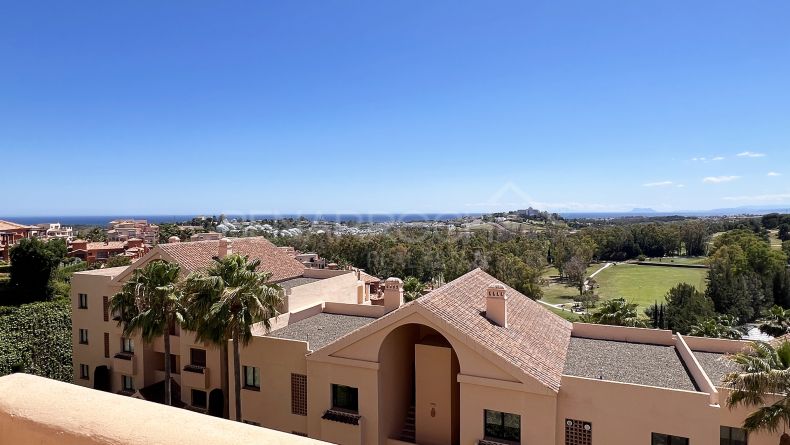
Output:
[
  {"xmin": 267, "ymin": 312, "xmax": 377, "ymax": 351},
  {"xmin": 693, "ymin": 351, "xmax": 738, "ymax": 386},
  {"xmin": 75, "ymin": 266, "xmax": 129, "ymax": 277},
  {"xmin": 278, "ymin": 277, "xmax": 322, "ymax": 291},
  {"xmin": 563, "ymin": 337, "xmax": 697, "ymax": 391}
]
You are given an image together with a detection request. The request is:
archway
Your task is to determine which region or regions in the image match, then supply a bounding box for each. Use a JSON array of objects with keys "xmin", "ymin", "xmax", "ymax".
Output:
[
  {"xmin": 93, "ymin": 365, "xmax": 111, "ymax": 392},
  {"xmin": 208, "ymin": 388, "xmax": 225, "ymax": 417},
  {"xmin": 378, "ymin": 323, "xmax": 460, "ymax": 445}
]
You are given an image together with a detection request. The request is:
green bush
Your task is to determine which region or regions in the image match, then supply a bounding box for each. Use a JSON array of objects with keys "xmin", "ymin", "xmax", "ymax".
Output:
[{"xmin": 0, "ymin": 300, "xmax": 72, "ymax": 381}]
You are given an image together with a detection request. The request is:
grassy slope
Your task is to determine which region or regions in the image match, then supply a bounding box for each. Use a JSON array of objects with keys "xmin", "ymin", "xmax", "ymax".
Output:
[
  {"xmin": 592, "ymin": 263, "xmax": 708, "ymax": 310},
  {"xmin": 540, "ymin": 262, "xmax": 708, "ymax": 313}
]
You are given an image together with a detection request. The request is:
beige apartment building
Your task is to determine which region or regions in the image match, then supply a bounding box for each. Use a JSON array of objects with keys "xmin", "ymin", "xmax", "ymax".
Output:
[{"xmin": 72, "ymin": 238, "xmax": 782, "ymax": 445}]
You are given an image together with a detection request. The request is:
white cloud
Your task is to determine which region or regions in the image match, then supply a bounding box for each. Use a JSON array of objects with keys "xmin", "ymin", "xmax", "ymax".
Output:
[
  {"xmin": 642, "ymin": 181, "xmax": 674, "ymax": 187},
  {"xmin": 768, "ymin": 172, "xmax": 782, "ymax": 177},
  {"xmin": 676, "ymin": 184, "xmax": 685, "ymax": 188},
  {"xmin": 703, "ymin": 176, "xmax": 740, "ymax": 184},
  {"xmin": 723, "ymin": 193, "xmax": 790, "ymax": 202},
  {"xmin": 691, "ymin": 156, "xmax": 724, "ymax": 162},
  {"xmin": 736, "ymin": 151, "xmax": 766, "ymax": 158}
]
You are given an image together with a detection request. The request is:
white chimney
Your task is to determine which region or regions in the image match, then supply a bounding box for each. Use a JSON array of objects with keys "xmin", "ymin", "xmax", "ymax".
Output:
[
  {"xmin": 219, "ymin": 238, "xmax": 233, "ymax": 258},
  {"xmin": 485, "ymin": 283, "xmax": 508, "ymax": 328},
  {"xmin": 168, "ymin": 236, "xmax": 181, "ymax": 243},
  {"xmin": 383, "ymin": 277, "xmax": 404, "ymax": 313}
]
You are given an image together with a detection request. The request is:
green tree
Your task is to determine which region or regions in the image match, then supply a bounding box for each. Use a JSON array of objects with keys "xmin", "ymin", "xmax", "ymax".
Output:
[
  {"xmin": 110, "ymin": 260, "xmax": 185, "ymax": 406},
  {"xmin": 664, "ymin": 283, "xmax": 715, "ymax": 334},
  {"xmin": 402, "ymin": 276, "xmax": 425, "ymax": 302},
  {"xmin": 563, "ymin": 255, "xmax": 587, "ymax": 296},
  {"xmin": 184, "ymin": 254, "xmax": 282, "ymax": 421},
  {"xmin": 82, "ymin": 227, "xmax": 107, "ymax": 242},
  {"xmin": 688, "ymin": 315, "xmax": 745, "ymax": 339},
  {"xmin": 759, "ymin": 305, "xmax": 790, "ymax": 337},
  {"xmin": 8, "ymin": 238, "xmax": 60, "ymax": 302},
  {"xmin": 581, "ymin": 298, "xmax": 646, "ymax": 327},
  {"xmin": 105, "ymin": 255, "xmax": 132, "ymax": 268},
  {"xmin": 724, "ymin": 341, "xmax": 790, "ymax": 435}
]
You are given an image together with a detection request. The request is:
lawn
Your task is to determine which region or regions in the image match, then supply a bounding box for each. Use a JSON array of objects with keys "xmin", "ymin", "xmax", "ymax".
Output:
[
  {"xmin": 544, "ymin": 304, "xmax": 580, "ymax": 322},
  {"xmin": 591, "ymin": 263, "xmax": 708, "ymax": 310},
  {"xmin": 642, "ymin": 256, "xmax": 707, "ymax": 266},
  {"xmin": 540, "ymin": 263, "xmax": 708, "ymax": 312}
]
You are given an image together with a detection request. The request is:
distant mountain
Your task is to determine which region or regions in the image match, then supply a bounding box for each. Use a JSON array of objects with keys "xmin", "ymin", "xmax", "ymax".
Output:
[{"xmin": 630, "ymin": 208, "xmax": 657, "ymax": 213}]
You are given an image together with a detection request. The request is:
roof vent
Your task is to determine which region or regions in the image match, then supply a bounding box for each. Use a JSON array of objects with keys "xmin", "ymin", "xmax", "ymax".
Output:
[
  {"xmin": 485, "ymin": 283, "xmax": 508, "ymax": 328},
  {"xmin": 219, "ymin": 238, "xmax": 233, "ymax": 258}
]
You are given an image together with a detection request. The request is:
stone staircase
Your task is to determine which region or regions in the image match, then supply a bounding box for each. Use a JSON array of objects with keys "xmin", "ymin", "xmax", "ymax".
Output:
[{"xmin": 398, "ymin": 405, "xmax": 416, "ymax": 443}]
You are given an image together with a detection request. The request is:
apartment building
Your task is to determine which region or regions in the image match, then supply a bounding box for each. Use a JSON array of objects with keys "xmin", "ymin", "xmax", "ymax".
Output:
[
  {"xmin": 72, "ymin": 244, "xmax": 781, "ymax": 445},
  {"xmin": 71, "ymin": 237, "xmax": 370, "ymax": 413},
  {"xmin": 107, "ymin": 219, "xmax": 159, "ymax": 245},
  {"xmin": 36, "ymin": 222, "xmax": 74, "ymax": 240},
  {"xmin": 0, "ymin": 219, "xmax": 39, "ymax": 261},
  {"xmin": 67, "ymin": 238, "xmax": 149, "ymax": 264}
]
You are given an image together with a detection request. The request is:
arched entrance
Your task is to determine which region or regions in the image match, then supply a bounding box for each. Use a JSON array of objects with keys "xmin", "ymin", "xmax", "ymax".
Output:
[
  {"xmin": 93, "ymin": 365, "xmax": 111, "ymax": 392},
  {"xmin": 378, "ymin": 323, "xmax": 460, "ymax": 445},
  {"xmin": 208, "ymin": 388, "xmax": 225, "ymax": 417}
]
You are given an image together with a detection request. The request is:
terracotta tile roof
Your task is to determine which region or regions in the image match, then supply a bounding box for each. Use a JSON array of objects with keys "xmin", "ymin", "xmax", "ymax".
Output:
[
  {"xmin": 159, "ymin": 237, "xmax": 305, "ymax": 282},
  {"xmin": 0, "ymin": 220, "xmax": 35, "ymax": 231},
  {"xmin": 413, "ymin": 268, "xmax": 572, "ymax": 391},
  {"xmin": 86, "ymin": 241, "xmax": 127, "ymax": 251},
  {"xmin": 358, "ymin": 271, "xmax": 381, "ymax": 283}
]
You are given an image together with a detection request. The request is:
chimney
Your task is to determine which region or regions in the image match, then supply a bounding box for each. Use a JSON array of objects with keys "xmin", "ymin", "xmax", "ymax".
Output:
[
  {"xmin": 383, "ymin": 277, "xmax": 404, "ymax": 313},
  {"xmin": 485, "ymin": 283, "xmax": 508, "ymax": 328},
  {"xmin": 219, "ymin": 238, "xmax": 233, "ymax": 258},
  {"xmin": 168, "ymin": 236, "xmax": 181, "ymax": 244}
]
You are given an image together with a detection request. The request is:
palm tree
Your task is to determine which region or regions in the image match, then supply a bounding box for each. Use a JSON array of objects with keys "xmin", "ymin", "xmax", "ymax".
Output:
[
  {"xmin": 403, "ymin": 276, "xmax": 426, "ymax": 302},
  {"xmin": 581, "ymin": 298, "xmax": 646, "ymax": 327},
  {"xmin": 723, "ymin": 341, "xmax": 790, "ymax": 439},
  {"xmin": 110, "ymin": 260, "xmax": 184, "ymax": 406},
  {"xmin": 183, "ymin": 253, "xmax": 282, "ymax": 421},
  {"xmin": 689, "ymin": 315, "xmax": 746, "ymax": 340},
  {"xmin": 760, "ymin": 305, "xmax": 790, "ymax": 337}
]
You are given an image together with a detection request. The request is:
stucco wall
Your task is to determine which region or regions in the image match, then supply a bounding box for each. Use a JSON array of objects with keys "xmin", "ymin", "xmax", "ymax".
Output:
[
  {"xmin": 0, "ymin": 373, "xmax": 328, "ymax": 445},
  {"xmin": 287, "ymin": 273, "xmax": 362, "ymax": 312},
  {"xmin": 229, "ymin": 336, "xmax": 310, "ymax": 434},
  {"xmin": 557, "ymin": 375, "xmax": 718, "ymax": 444}
]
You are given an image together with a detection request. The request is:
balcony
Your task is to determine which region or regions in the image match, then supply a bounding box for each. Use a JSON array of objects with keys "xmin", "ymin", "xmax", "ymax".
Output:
[
  {"xmin": 152, "ymin": 335, "xmax": 180, "ymax": 353},
  {"xmin": 181, "ymin": 364, "xmax": 209, "ymax": 389},
  {"xmin": 112, "ymin": 352, "xmax": 137, "ymax": 375}
]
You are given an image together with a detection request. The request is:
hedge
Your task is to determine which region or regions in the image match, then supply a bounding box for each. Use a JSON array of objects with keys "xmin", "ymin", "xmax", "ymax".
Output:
[{"xmin": 0, "ymin": 300, "xmax": 72, "ymax": 381}]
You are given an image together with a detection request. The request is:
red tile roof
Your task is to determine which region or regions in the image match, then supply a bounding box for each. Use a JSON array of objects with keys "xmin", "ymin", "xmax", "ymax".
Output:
[
  {"xmin": 415, "ymin": 268, "xmax": 572, "ymax": 391},
  {"xmin": 86, "ymin": 241, "xmax": 127, "ymax": 251},
  {"xmin": 159, "ymin": 237, "xmax": 305, "ymax": 282}
]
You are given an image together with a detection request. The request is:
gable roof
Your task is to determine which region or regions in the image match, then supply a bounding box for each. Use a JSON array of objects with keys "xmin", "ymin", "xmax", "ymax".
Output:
[
  {"xmin": 0, "ymin": 220, "xmax": 35, "ymax": 231},
  {"xmin": 417, "ymin": 268, "xmax": 572, "ymax": 391},
  {"xmin": 312, "ymin": 268, "xmax": 572, "ymax": 391},
  {"xmin": 156, "ymin": 237, "xmax": 305, "ymax": 282}
]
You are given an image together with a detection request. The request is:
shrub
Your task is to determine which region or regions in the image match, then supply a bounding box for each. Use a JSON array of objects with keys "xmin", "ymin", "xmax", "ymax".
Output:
[{"xmin": 0, "ymin": 300, "xmax": 72, "ymax": 381}]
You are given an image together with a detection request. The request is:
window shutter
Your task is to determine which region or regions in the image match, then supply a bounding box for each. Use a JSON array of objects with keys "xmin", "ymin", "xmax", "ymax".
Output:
[
  {"xmin": 102, "ymin": 296, "xmax": 109, "ymax": 322},
  {"xmin": 104, "ymin": 333, "xmax": 110, "ymax": 358},
  {"xmin": 291, "ymin": 374, "xmax": 307, "ymax": 416}
]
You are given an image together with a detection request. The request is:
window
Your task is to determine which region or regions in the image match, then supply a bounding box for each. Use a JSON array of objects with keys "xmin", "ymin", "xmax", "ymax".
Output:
[
  {"xmin": 78, "ymin": 293, "xmax": 88, "ymax": 309},
  {"xmin": 331, "ymin": 384, "xmax": 358, "ymax": 413},
  {"xmin": 565, "ymin": 419, "xmax": 592, "ymax": 445},
  {"xmin": 104, "ymin": 333, "xmax": 110, "ymax": 358},
  {"xmin": 102, "ymin": 296, "xmax": 109, "ymax": 321},
  {"xmin": 484, "ymin": 409, "xmax": 521, "ymax": 444},
  {"xmin": 292, "ymin": 374, "xmax": 308, "ymax": 416},
  {"xmin": 243, "ymin": 366, "xmax": 260, "ymax": 390},
  {"xmin": 190, "ymin": 348, "xmax": 207, "ymax": 367},
  {"xmin": 721, "ymin": 426, "xmax": 747, "ymax": 445},
  {"xmin": 191, "ymin": 389, "xmax": 207, "ymax": 409},
  {"xmin": 79, "ymin": 364, "xmax": 90, "ymax": 380},
  {"xmin": 652, "ymin": 433, "xmax": 690, "ymax": 445},
  {"xmin": 122, "ymin": 375, "xmax": 134, "ymax": 392},
  {"xmin": 121, "ymin": 337, "xmax": 134, "ymax": 353},
  {"xmin": 79, "ymin": 329, "xmax": 89, "ymax": 344}
]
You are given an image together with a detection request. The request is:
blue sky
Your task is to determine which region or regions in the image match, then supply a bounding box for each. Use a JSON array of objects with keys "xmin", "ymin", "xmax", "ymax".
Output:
[{"xmin": 1, "ymin": 1, "xmax": 789, "ymax": 216}]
